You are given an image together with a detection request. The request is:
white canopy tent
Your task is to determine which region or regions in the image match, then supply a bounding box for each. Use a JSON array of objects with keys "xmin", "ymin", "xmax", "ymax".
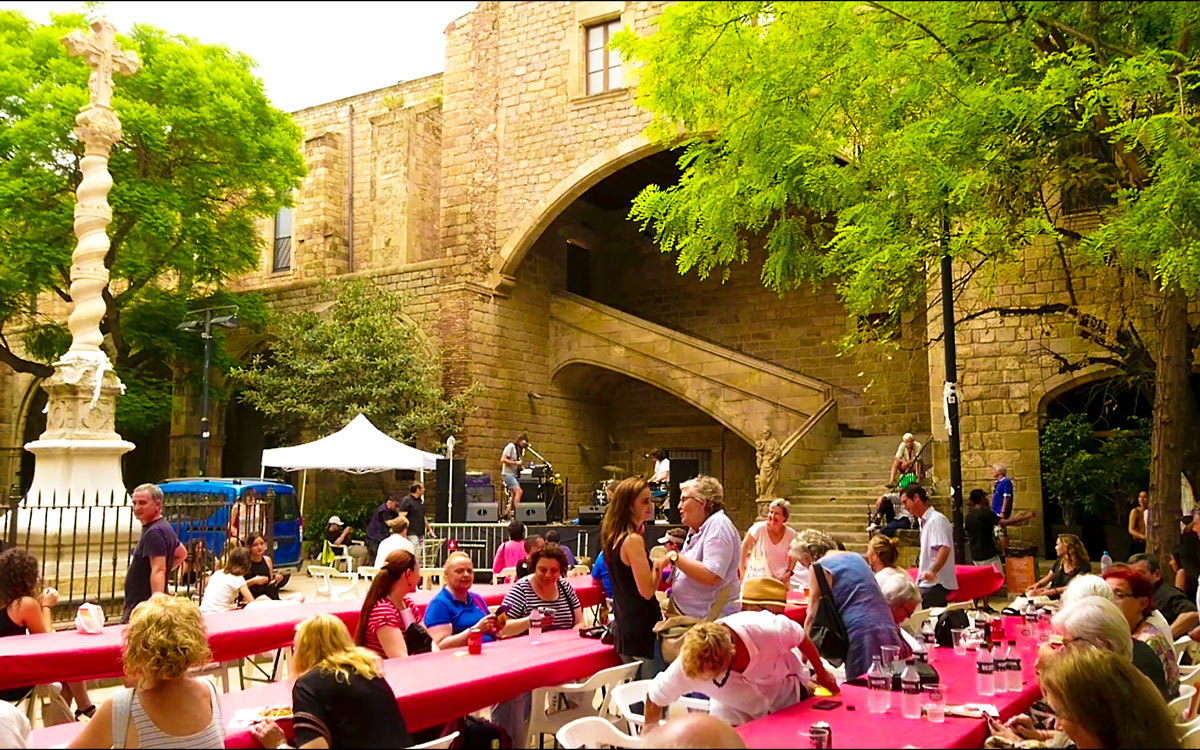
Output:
[{"xmin": 260, "ymin": 413, "xmax": 443, "ymax": 515}]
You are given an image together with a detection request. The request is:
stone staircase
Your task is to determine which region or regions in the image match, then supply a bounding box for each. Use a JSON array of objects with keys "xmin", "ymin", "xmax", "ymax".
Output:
[{"xmin": 787, "ymin": 435, "xmax": 907, "ymax": 554}]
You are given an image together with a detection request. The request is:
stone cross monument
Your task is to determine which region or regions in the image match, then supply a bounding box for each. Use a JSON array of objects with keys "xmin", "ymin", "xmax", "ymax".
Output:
[{"xmin": 23, "ymin": 19, "xmax": 139, "ymax": 503}]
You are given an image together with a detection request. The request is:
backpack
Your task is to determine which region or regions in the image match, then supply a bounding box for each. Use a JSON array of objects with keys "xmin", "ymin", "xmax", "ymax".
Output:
[
  {"xmin": 934, "ymin": 608, "xmax": 970, "ymax": 648},
  {"xmin": 449, "ymin": 715, "xmax": 512, "ymax": 750}
]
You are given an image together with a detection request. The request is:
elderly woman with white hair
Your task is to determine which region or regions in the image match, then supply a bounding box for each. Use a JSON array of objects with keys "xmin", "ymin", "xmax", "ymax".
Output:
[
  {"xmin": 739, "ymin": 498, "xmax": 797, "ymax": 584},
  {"xmin": 1060, "ymin": 573, "xmax": 1175, "ymax": 639},
  {"xmin": 792, "ymin": 529, "xmax": 909, "ymax": 679},
  {"xmin": 653, "ymin": 475, "xmax": 741, "ymax": 619}
]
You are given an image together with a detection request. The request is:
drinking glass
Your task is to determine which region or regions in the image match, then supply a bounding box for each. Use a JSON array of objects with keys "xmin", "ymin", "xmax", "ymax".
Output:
[
  {"xmin": 881, "ymin": 644, "xmax": 901, "ymax": 667},
  {"xmin": 1036, "ymin": 611, "xmax": 1051, "ymax": 645},
  {"xmin": 952, "ymin": 628, "xmax": 967, "ymax": 656},
  {"xmin": 923, "ymin": 683, "xmax": 946, "ymax": 723}
]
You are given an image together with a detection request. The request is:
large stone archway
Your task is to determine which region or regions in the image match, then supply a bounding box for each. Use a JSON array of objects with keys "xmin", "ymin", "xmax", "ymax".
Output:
[{"xmin": 488, "ymin": 132, "xmax": 665, "ymax": 291}]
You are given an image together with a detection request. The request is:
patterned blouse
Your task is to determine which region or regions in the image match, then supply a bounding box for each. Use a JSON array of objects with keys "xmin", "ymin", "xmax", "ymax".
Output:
[{"xmin": 1136, "ymin": 619, "xmax": 1180, "ymax": 699}]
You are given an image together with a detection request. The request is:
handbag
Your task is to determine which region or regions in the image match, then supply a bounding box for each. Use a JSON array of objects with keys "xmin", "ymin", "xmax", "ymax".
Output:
[
  {"xmin": 934, "ymin": 608, "xmax": 970, "ymax": 648},
  {"xmin": 808, "ymin": 562, "xmax": 849, "ymax": 666},
  {"xmin": 652, "ymin": 560, "xmax": 731, "ymax": 664}
]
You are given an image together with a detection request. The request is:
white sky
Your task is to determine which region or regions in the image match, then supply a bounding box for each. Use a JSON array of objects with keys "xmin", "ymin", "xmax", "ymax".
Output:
[{"xmin": 3, "ymin": 1, "xmax": 478, "ymax": 112}]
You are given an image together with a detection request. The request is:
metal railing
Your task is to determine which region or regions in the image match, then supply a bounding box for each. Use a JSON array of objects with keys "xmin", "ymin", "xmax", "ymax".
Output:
[
  {"xmin": 426, "ymin": 523, "xmax": 595, "ymax": 577},
  {"xmin": 1, "ymin": 491, "xmax": 273, "ymax": 625}
]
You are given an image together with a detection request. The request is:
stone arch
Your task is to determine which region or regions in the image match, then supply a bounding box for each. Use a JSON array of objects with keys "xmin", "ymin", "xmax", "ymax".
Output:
[
  {"xmin": 15, "ymin": 378, "xmax": 47, "ymax": 494},
  {"xmin": 1035, "ymin": 365, "xmax": 1127, "ymax": 425},
  {"xmin": 490, "ymin": 132, "xmax": 666, "ymax": 290}
]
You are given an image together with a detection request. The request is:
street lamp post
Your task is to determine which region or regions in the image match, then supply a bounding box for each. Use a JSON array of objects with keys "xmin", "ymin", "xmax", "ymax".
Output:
[{"xmin": 178, "ymin": 306, "xmax": 239, "ymax": 477}]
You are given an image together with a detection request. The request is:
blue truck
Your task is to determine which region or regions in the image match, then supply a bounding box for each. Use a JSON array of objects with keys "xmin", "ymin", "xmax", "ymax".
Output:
[{"xmin": 158, "ymin": 478, "xmax": 302, "ymax": 576}]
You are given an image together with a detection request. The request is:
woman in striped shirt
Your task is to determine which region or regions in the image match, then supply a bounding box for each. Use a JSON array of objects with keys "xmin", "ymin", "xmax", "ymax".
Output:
[
  {"xmin": 355, "ymin": 549, "xmax": 434, "ymax": 659},
  {"xmin": 498, "ymin": 543, "xmax": 583, "ymax": 636}
]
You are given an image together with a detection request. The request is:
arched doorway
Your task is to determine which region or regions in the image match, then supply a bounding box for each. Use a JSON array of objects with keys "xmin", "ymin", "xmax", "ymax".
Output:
[{"xmin": 18, "ymin": 384, "xmax": 47, "ymax": 495}]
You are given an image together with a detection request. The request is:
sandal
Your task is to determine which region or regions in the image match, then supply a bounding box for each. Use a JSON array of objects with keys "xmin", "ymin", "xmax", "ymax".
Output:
[{"xmin": 75, "ymin": 705, "xmax": 97, "ymax": 720}]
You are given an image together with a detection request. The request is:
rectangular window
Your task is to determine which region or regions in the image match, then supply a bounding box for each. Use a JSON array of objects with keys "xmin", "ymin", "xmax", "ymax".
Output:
[
  {"xmin": 585, "ymin": 18, "xmax": 623, "ymax": 96},
  {"xmin": 273, "ymin": 206, "xmax": 292, "ymax": 272}
]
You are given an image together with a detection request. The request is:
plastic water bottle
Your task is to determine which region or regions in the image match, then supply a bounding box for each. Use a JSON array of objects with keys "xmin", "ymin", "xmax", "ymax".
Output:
[
  {"xmin": 529, "ymin": 607, "xmax": 543, "ymax": 644},
  {"xmin": 867, "ymin": 655, "xmax": 892, "ymax": 714},
  {"xmin": 1101, "ymin": 551, "xmax": 1113, "ymax": 574},
  {"xmin": 993, "ymin": 641, "xmax": 1011, "ymax": 693},
  {"xmin": 1007, "ymin": 640, "xmax": 1022, "ymax": 693},
  {"xmin": 900, "ymin": 657, "xmax": 922, "ymax": 719},
  {"xmin": 976, "ymin": 643, "xmax": 994, "ymax": 696}
]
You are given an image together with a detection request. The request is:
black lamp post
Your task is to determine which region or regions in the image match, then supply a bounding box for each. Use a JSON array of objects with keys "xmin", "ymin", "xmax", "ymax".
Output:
[{"xmin": 178, "ymin": 306, "xmax": 239, "ymax": 476}]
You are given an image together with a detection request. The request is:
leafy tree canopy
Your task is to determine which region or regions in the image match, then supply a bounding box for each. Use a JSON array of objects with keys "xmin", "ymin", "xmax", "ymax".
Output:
[
  {"xmin": 230, "ymin": 279, "xmax": 479, "ymax": 449},
  {"xmin": 0, "ymin": 9, "xmax": 304, "ymax": 432}
]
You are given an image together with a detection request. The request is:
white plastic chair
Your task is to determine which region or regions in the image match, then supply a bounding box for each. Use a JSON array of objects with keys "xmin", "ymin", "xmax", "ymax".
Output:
[
  {"xmin": 527, "ymin": 661, "xmax": 642, "ymax": 748},
  {"xmin": 308, "ymin": 565, "xmax": 358, "ymax": 600},
  {"xmin": 556, "ymin": 716, "xmax": 644, "ymax": 749},
  {"xmin": 1185, "ymin": 668, "xmax": 1200, "ymax": 689},
  {"xmin": 1170, "ymin": 684, "xmax": 1198, "ymax": 722},
  {"xmin": 355, "ymin": 565, "xmax": 382, "ymax": 596},
  {"xmin": 1185, "ymin": 722, "xmax": 1200, "ymax": 749},
  {"xmin": 609, "ymin": 679, "xmax": 710, "ymax": 735},
  {"xmin": 496, "ymin": 566, "xmax": 519, "ymax": 584},
  {"xmin": 408, "ymin": 730, "xmax": 460, "ymax": 749},
  {"xmin": 420, "ymin": 568, "xmax": 443, "ymax": 591}
]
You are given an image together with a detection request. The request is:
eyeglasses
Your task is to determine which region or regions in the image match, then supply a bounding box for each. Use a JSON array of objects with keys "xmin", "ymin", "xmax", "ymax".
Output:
[
  {"xmin": 712, "ymin": 661, "xmax": 734, "ymax": 688},
  {"xmin": 1112, "ymin": 591, "xmax": 1138, "ymax": 600},
  {"xmin": 680, "ymin": 494, "xmax": 699, "ymax": 503}
]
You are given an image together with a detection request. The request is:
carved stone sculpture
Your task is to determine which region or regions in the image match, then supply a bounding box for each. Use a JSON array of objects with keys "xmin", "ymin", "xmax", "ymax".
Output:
[{"xmin": 755, "ymin": 426, "xmax": 782, "ymax": 503}]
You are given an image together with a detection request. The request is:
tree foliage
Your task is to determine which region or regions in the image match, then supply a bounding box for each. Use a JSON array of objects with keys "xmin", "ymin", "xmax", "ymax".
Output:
[
  {"xmin": 230, "ymin": 279, "xmax": 479, "ymax": 449},
  {"xmin": 0, "ymin": 10, "xmax": 304, "ymax": 432},
  {"xmin": 614, "ymin": 1, "xmax": 1200, "ymax": 557},
  {"xmin": 1040, "ymin": 413, "xmax": 1150, "ymax": 525}
]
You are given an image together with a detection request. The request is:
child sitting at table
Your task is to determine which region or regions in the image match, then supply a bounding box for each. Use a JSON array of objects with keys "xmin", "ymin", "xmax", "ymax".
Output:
[{"xmin": 199, "ymin": 547, "xmax": 271, "ymax": 615}]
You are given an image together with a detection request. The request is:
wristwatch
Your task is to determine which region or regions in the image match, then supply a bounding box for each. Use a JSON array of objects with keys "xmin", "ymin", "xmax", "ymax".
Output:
[{"xmin": 667, "ymin": 551, "xmax": 679, "ymax": 564}]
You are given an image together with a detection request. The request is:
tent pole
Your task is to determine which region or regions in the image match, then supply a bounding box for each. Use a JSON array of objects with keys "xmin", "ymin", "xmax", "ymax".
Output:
[{"xmin": 300, "ymin": 470, "xmax": 308, "ymax": 519}]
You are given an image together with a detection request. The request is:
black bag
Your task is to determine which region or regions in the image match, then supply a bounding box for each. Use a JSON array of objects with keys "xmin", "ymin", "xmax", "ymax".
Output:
[
  {"xmin": 449, "ymin": 715, "xmax": 512, "ymax": 750},
  {"xmin": 808, "ymin": 562, "xmax": 849, "ymax": 666},
  {"xmin": 934, "ymin": 608, "xmax": 970, "ymax": 648}
]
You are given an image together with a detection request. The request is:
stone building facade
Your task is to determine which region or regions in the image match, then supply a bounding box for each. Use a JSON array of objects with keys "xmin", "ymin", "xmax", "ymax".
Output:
[{"xmin": 4, "ymin": 0, "xmax": 1147, "ymax": 552}]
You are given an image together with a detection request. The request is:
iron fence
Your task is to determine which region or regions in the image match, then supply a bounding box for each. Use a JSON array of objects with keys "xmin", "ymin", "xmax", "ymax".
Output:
[
  {"xmin": 1, "ymin": 490, "xmax": 273, "ymax": 625},
  {"xmin": 426, "ymin": 522, "xmax": 595, "ymax": 578}
]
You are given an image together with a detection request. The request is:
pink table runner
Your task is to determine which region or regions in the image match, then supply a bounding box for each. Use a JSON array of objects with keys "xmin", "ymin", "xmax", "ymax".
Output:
[
  {"xmin": 0, "ymin": 578, "xmax": 602, "ymax": 691},
  {"xmin": 30, "ymin": 629, "xmax": 620, "ymax": 748},
  {"xmin": 736, "ymin": 630, "xmax": 1043, "ymax": 749}
]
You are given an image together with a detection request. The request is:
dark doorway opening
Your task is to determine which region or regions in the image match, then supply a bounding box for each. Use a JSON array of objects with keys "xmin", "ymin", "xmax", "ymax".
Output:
[{"xmin": 566, "ymin": 242, "xmax": 591, "ymax": 298}]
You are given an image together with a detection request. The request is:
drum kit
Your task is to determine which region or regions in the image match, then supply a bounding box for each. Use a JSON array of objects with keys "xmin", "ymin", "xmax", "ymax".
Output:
[{"xmin": 593, "ymin": 464, "xmax": 625, "ymax": 506}]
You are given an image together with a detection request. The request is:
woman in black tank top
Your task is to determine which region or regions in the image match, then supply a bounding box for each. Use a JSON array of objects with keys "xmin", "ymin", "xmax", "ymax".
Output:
[
  {"xmin": 599, "ymin": 478, "xmax": 663, "ymax": 671},
  {"xmin": 246, "ymin": 533, "xmax": 306, "ymax": 602}
]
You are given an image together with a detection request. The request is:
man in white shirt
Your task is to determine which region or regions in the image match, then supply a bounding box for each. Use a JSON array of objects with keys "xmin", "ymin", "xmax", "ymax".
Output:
[
  {"xmin": 902, "ymin": 483, "xmax": 958, "ymax": 607},
  {"xmin": 374, "ymin": 515, "xmax": 416, "ymax": 567},
  {"xmin": 889, "ymin": 432, "xmax": 924, "ymax": 487},
  {"xmin": 643, "ymin": 608, "xmax": 839, "ymax": 727}
]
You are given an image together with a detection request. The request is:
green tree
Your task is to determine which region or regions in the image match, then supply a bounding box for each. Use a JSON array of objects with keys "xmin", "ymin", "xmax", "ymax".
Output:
[
  {"xmin": 614, "ymin": 1, "xmax": 1200, "ymax": 562},
  {"xmin": 1040, "ymin": 413, "xmax": 1150, "ymax": 526},
  {"xmin": 0, "ymin": 10, "xmax": 304, "ymax": 432},
  {"xmin": 230, "ymin": 279, "xmax": 478, "ymax": 448}
]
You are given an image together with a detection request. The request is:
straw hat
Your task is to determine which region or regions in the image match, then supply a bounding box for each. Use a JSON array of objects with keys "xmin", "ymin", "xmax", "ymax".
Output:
[{"xmin": 737, "ymin": 577, "xmax": 788, "ymax": 607}]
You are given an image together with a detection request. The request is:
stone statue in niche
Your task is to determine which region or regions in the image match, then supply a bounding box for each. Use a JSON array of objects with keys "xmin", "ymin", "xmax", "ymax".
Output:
[{"xmin": 755, "ymin": 426, "xmax": 782, "ymax": 502}]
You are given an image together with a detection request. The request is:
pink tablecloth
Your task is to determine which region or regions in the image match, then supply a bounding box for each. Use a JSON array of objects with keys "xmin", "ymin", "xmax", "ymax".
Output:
[
  {"xmin": 0, "ymin": 577, "xmax": 602, "ymax": 692},
  {"xmin": 30, "ymin": 629, "xmax": 620, "ymax": 748},
  {"xmin": 907, "ymin": 565, "xmax": 1006, "ymax": 603},
  {"xmin": 736, "ymin": 629, "xmax": 1043, "ymax": 749}
]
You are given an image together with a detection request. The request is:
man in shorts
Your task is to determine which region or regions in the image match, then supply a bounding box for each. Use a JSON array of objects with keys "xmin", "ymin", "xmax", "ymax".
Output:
[{"xmin": 499, "ymin": 433, "xmax": 528, "ymax": 521}]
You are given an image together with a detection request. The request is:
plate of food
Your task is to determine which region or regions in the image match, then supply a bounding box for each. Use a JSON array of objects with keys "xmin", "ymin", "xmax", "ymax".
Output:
[{"xmin": 228, "ymin": 705, "xmax": 293, "ymax": 728}]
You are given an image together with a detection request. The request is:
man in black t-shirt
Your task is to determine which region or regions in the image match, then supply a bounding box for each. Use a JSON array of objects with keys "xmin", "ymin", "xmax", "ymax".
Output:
[
  {"xmin": 964, "ymin": 489, "xmax": 1034, "ymax": 572},
  {"xmin": 122, "ymin": 483, "xmax": 186, "ymax": 623},
  {"xmin": 1130, "ymin": 552, "xmax": 1199, "ymax": 638},
  {"xmin": 396, "ymin": 482, "xmax": 428, "ymax": 548}
]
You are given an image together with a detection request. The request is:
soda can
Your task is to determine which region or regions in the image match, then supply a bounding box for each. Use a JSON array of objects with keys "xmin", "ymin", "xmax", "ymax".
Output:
[
  {"xmin": 808, "ymin": 722, "xmax": 832, "ymax": 749},
  {"xmin": 467, "ymin": 627, "xmax": 482, "ymax": 655}
]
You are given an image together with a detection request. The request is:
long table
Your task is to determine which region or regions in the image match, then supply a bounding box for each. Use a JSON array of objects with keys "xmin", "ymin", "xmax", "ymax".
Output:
[
  {"xmin": 736, "ymin": 620, "xmax": 1043, "ymax": 749},
  {"xmin": 0, "ymin": 577, "xmax": 602, "ymax": 692},
  {"xmin": 30, "ymin": 629, "xmax": 621, "ymax": 749}
]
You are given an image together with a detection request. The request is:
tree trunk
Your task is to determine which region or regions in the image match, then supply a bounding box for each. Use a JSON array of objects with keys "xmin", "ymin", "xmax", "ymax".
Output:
[{"xmin": 1148, "ymin": 287, "xmax": 1189, "ymax": 569}]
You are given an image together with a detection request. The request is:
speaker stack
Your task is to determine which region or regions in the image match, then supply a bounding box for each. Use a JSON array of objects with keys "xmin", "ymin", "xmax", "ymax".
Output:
[{"xmin": 577, "ymin": 505, "xmax": 605, "ymax": 525}]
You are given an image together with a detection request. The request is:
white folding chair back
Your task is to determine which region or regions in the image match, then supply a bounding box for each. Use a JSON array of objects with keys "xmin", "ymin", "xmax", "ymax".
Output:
[
  {"xmin": 901, "ymin": 607, "xmax": 933, "ymax": 635},
  {"xmin": 497, "ymin": 566, "xmax": 519, "ymax": 584},
  {"xmin": 308, "ymin": 565, "xmax": 357, "ymax": 600},
  {"xmin": 407, "ymin": 730, "xmax": 460, "ymax": 749},
  {"xmin": 357, "ymin": 565, "xmax": 382, "ymax": 580},
  {"xmin": 610, "ymin": 679, "xmax": 651, "ymax": 734},
  {"xmin": 527, "ymin": 661, "xmax": 642, "ymax": 748},
  {"xmin": 1176, "ymin": 635, "xmax": 1195, "ymax": 659},
  {"xmin": 1185, "ymin": 668, "xmax": 1200, "ymax": 689},
  {"xmin": 556, "ymin": 716, "xmax": 644, "ymax": 749},
  {"xmin": 1170, "ymin": 685, "xmax": 1198, "ymax": 722}
]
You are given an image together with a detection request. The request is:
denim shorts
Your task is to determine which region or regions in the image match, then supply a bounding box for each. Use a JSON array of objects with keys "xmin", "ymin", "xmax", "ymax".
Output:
[{"xmin": 503, "ymin": 474, "xmax": 520, "ymax": 490}]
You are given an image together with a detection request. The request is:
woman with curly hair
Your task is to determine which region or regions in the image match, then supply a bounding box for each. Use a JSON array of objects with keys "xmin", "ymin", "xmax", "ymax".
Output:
[
  {"xmin": 1027, "ymin": 533, "xmax": 1091, "ymax": 598},
  {"xmin": 68, "ymin": 594, "xmax": 223, "ymax": 748},
  {"xmin": 0, "ymin": 547, "xmax": 93, "ymax": 722},
  {"xmin": 251, "ymin": 614, "xmax": 412, "ymax": 749}
]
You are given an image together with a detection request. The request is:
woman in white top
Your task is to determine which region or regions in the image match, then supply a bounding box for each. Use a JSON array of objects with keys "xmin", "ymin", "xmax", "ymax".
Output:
[
  {"xmin": 739, "ymin": 499, "xmax": 797, "ymax": 583},
  {"xmin": 374, "ymin": 515, "xmax": 416, "ymax": 568},
  {"xmin": 68, "ymin": 594, "xmax": 224, "ymax": 749},
  {"xmin": 199, "ymin": 547, "xmax": 268, "ymax": 615},
  {"xmin": 866, "ymin": 535, "xmax": 920, "ymax": 623}
]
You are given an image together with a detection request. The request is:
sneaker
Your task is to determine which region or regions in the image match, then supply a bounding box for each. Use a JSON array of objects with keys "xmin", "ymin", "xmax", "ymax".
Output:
[{"xmin": 866, "ymin": 523, "xmax": 880, "ymax": 533}]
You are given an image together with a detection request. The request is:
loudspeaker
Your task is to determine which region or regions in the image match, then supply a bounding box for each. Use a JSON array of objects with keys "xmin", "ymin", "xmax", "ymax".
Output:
[
  {"xmin": 466, "ymin": 485, "xmax": 495, "ymax": 505},
  {"xmin": 435, "ymin": 458, "xmax": 467, "ymax": 523},
  {"xmin": 466, "ymin": 502, "xmax": 498, "ymax": 522},
  {"xmin": 577, "ymin": 505, "xmax": 605, "ymax": 525},
  {"xmin": 518, "ymin": 478, "xmax": 548, "ymax": 505},
  {"xmin": 517, "ymin": 503, "xmax": 547, "ymax": 523}
]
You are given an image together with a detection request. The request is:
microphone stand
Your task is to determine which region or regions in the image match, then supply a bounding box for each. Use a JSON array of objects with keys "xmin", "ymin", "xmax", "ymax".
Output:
[{"xmin": 524, "ymin": 446, "xmax": 558, "ymax": 522}]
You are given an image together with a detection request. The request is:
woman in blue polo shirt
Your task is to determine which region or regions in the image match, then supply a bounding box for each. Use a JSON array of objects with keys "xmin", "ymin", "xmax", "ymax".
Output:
[{"xmin": 424, "ymin": 551, "xmax": 500, "ymax": 648}]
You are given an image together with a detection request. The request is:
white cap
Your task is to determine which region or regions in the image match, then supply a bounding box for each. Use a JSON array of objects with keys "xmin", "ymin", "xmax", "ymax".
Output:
[{"xmin": 328, "ymin": 515, "xmax": 344, "ymax": 526}]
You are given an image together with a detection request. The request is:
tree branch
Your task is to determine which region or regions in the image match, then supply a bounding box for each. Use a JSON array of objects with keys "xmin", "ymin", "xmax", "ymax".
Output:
[
  {"xmin": 0, "ymin": 331, "xmax": 54, "ymax": 378},
  {"xmin": 1032, "ymin": 16, "xmax": 1138, "ymax": 58},
  {"xmin": 867, "ymin": 2, "xmax": 953, "ymax": 58}
]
